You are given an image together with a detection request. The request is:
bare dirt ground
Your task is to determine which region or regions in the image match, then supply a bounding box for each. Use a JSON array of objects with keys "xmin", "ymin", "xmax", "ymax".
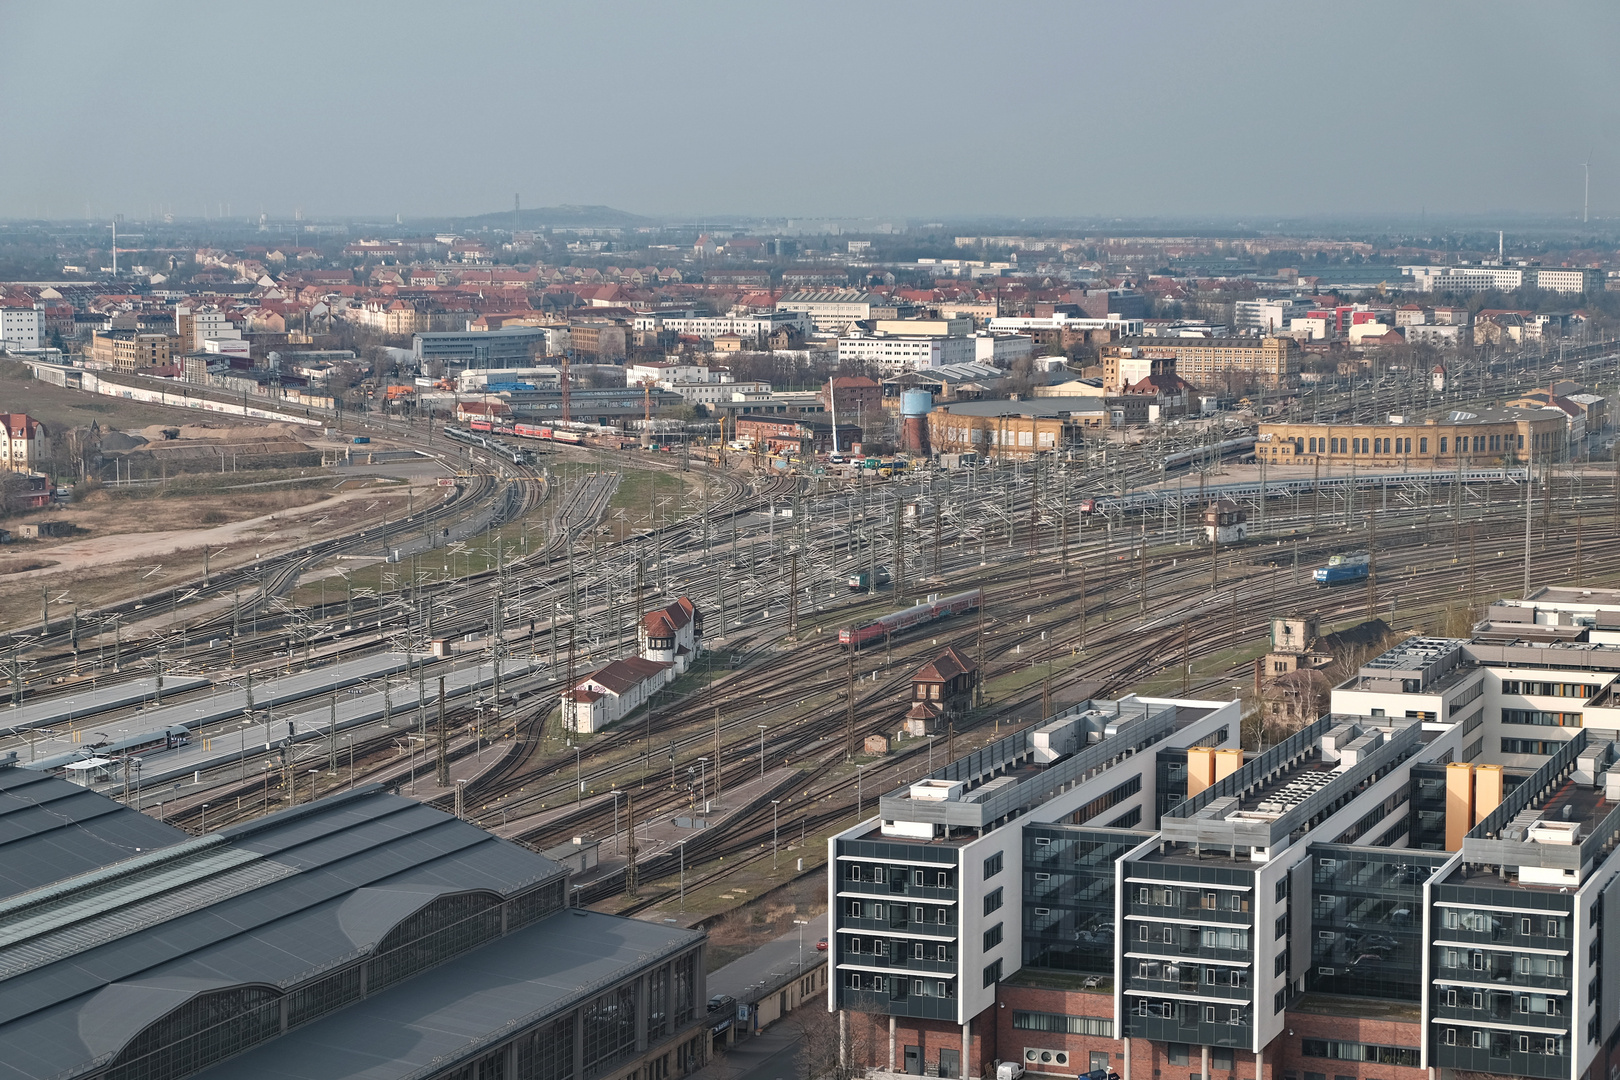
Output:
[{"xmin": 0, "ymin": 480, "xmax": 423, "ymax": 632}]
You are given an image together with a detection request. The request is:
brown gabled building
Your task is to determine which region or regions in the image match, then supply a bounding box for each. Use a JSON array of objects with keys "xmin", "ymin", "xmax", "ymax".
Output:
[{"xmin": 904, "ymin": 647, "xmax": 977, "ymax": 733}]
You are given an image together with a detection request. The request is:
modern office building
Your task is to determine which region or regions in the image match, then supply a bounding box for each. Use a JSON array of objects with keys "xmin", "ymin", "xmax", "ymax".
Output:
[
  {"xmin": 412, "ymin": 327, "xmax": 550, "ymax": 368},
  {"xmin": 0, "ymin": 754, "xmax": 708, "ymax": 1080},
  {"xmin": 829, "ymin": 592, "xmax": 1620, "ymax": 1080}
]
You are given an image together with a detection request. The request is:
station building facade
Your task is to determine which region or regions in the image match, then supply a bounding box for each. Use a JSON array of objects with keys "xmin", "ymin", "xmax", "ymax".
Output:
[
  {"xmin": 1257, "ymin": 408, "xmax": 1567, "ymax": 468},
  {"xmin": 829, "ymin": 588, "xmax": 1620, "ymax": 1080}
]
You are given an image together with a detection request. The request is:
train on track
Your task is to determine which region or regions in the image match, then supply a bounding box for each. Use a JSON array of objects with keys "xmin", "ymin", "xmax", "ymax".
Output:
[
  {"xmin": 25, "ymin": 723, "xmax": 191, "ymax": 776},
  {"xmin": 839, "ymin": 589, "xmax": 982, "ymax": 647},
  {"xmin": 847, "ymin": 567, "xmax": 892, "ymax": 592},
  {"xmin": 464, "ymin": 418, "xmax": 639, "ymax": 452},
  {"xmin": 442, "ymin": 425, "xmax": 535, "ymax": 466},
  {"xmin": 1314, "ymin": 552, "xmax": 1370, "ymax": 586},
  {"xmin": 1161, "ymin": 435, "xmax": 1257, "ymax": 474}
]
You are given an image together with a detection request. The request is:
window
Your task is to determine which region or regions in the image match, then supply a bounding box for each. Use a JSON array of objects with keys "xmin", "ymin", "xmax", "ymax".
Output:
[
  {"xmin": 849, "ymin": 937, "xmax": 862, "ymax": 953},
  {"xmin": 937, "ymin": 944, "xmax": 948, "ymax": 961},
  {"xmin": 847, "ymin": 864, "xmax": 861, "ymax": 880},
  {"xmin": 914, "ymin": 870, "xmax": 925, "ymax": 886},
  {"xmin": 914, "ymin": 942, "xmax": 924, "ymax": 960},
  {"xmin": 1012, "ymin": 1012, "xmax": 1113, "ymax": 1038},
  {"xmin": 983, "ymin": 852, "xmax": 1003, "ymax": 879},
  {"xmin": 984, "ymin": 888, "xmax": 1003, "ymax": 916},
  {"xmin": 983, "ymin": 960, "xmax": 1002, "ymax": 987},
  {"xmin": 1169, "ymin": 1045, "xmax": 1190, "ymax": 1066},
  {"xmin": 984, "ymin": 923, "xmax": 1002, "ymax": 950},
  {"xmin": 937, "ymin": 872, "xmax": 949, "ymax": 887}
]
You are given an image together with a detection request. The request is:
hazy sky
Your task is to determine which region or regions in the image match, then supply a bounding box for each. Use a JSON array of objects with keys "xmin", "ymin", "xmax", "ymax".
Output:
[{"xmin": 4, "ymin": 0, "xmax": 1620, "ymax": 223}]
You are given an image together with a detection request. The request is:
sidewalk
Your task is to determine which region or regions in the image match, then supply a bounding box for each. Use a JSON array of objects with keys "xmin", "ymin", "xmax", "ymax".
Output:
[{"xmin": 687, "ymin": 1024, "xmax": 803, "ymax": 1080}]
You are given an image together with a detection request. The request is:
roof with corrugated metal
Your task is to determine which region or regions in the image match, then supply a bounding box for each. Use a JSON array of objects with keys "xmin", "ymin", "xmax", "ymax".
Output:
[
  {"xmin": 0, "ymin": 761, "xmax": 185, "ymax": 903},
  {"xmin": 0, "ymin": 780, "xmax": 567, "ymax": 1080}
]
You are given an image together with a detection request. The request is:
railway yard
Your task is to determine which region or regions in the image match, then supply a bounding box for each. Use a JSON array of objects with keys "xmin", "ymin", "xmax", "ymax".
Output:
[{"xmin": 4, "ymin": 345, "xmax": 1620, "ymax": 928}]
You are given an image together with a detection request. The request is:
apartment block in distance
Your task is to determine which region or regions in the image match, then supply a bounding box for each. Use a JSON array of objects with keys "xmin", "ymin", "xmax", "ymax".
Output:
[
  {"xmin": 828, "ymin": 591, "xmax": 1620, "ymax": 1080},
  {"xmin": 1103, "ymin": 337, "xmax": 1299, "ymax": 389}
]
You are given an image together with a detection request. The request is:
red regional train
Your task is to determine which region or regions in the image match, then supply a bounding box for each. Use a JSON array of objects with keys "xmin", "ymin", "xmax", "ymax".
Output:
[{"xmin": 838, "ymin": 590, "xmax": 983, "ymax": 648}]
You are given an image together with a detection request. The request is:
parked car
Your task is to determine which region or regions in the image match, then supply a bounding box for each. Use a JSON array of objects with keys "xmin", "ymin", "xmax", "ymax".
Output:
[{"xmin": 816, "ymin": 937, "xmax": 828, "ymax": 951}]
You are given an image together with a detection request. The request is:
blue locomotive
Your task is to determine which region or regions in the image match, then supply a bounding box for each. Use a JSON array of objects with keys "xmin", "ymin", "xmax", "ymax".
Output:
[{"xmin": 1314, "ymin": 552, "xmax": 1370, "ymax": 586}]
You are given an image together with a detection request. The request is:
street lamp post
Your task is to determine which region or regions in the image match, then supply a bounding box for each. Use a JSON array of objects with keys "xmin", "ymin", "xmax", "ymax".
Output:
[
  {"xmin": 857, "ymin": 764, "xmax": 868, "ymax": 819},
  {"xmin": 678, "ymin": 840, "xmax": 687, "ymax": 912},
  {"xmin": 696, "ymin": 757, "xmax": 708, "ymax": 807},
  {"xmin": 200, "ymin": 803, "xmax": 209, "ymax": 833},
  {"xmin": 794, "ymin": 917, "xmax": 808, "ymax": 973},
  {"xmin": 771, "ymin": 799, "xmax": 780, "ymax": 866},
  {"xmin": 611, "ymin": 790, "xmax": 622, "ymax": 853},
  {"xmin": 758, "ymin": 724, "xmax": 767, "ymax": 777},
  {"xmin": 575, "ymin": 746, "xmax": 583, "ymax": 804}
]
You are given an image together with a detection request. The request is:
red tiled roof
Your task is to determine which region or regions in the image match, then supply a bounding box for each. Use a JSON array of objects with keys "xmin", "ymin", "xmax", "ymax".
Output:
[
  {"xmin": 914, "ymin": 647, "xmax": 976, "ymax": 684},
  {"xmin": 576, "ymin": 656, "xmax": 669, "ymax": 695},
  {"xmin": 642, "ymin": 596, "xmax": 697, "ymax": 636}
]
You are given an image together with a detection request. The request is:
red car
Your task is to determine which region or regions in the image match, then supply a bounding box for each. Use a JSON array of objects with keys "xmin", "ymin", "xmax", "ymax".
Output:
[{"xmin": 816, "ymin": 938, "xmax": 828, "ymax": 951}]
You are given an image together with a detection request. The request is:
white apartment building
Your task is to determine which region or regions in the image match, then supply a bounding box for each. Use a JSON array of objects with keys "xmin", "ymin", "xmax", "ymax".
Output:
[
  {"xmin": 630, "ymin": 311, "xmax": 808, "ymax": 344},
  {"xmin": 1233, "ymin": 298, "xmax": 1309, "ymax": 334},
  {"xmin": 177, "ymin": 306, "xmax": 244, "ymax": 350},
  {"xmin": 0, "ymin": 307, "xmax": 41, "ymax": 351},
  {"xmin": 1402, "ymin": 266, "xmax": 1525, "ymax": 294},
  {"xmin": 986, "ymin": 313, "xmax": 1144, "ymax": 336},
  {"xmin": 838, "ymin": 333, "xmax": 976, "ymax": 373},
  {"xmin": 1329, "ymin": 588, "xmax": 1620, "ymax": 771}
]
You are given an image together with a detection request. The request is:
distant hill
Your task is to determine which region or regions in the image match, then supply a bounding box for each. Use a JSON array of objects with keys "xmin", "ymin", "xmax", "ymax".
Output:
[{"xmin": 457, "ymin": 204, "xmax": 654, "ymax": 229}]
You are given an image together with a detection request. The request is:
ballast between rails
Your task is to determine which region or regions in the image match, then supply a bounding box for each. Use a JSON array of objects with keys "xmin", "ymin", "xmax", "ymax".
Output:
[
  {"xmin": 838, "ymin": 589, "xmax": 983, "ymax": 648},
  {"xmin": 1080, "ymin": 467, "xmax": 1531, "ymax": 514}
]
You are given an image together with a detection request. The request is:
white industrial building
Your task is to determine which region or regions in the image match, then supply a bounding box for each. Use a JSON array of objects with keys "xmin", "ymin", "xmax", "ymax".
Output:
[
  {"xmin": 0, "ymin": 306, "xmax": 41, "ymax": 351},
  {"xmin": 838, "ymin": 333, "xmax": 976, "ymax": 373},
  {"xmin": 776, "ymin": 290, "xmax": 880, "ymax": 333}
]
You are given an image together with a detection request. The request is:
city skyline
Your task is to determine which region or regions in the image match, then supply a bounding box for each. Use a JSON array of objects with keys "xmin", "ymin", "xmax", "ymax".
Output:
[{"xmin": 3, "ymin": 1, "xmax": 1619, "ymax": 222}]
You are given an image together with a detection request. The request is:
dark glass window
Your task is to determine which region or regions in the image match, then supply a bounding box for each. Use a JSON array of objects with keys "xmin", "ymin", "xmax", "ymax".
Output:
[
  {"xmin": 582, "ymin": 984, "xmax": 638, "ymax": 1076},
  {"xmin": 106, "ymin": 987, "xmax": 283, "ymax": 1080}
]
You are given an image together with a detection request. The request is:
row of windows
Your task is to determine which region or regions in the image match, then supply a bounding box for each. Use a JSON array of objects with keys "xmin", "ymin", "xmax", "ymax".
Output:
[
  {"xmin": 1135, "ymin": 960, "xmax": 1248, "ymax": 987},
  {"xmin": 1136, "ymin": 924, "xmax": 1251, "ymax": 950},
  {"xmin": 1134, "ymin": 999, "xmax": 1248, "ymax": 1024},
  {"xmin": 1011, "ymin": 1011, "xmax": 1114, "ymax": 1037},
  {"xmin": 1135, "ymin": 886, "xmax": 1250, "ymax": 913},
  {"xmin": 844, "ymin": 937, "xmax": 953, "ymax": 961},
  {"xmin": 1502, "ymin": 680, "xmax": 1599, "ymax": 699},
  {"xmin": 1440, "ymin": 909, "xmax": 1565, "ymax": 937},
  {"xmin": 1439, "ymin": 949, "xmax": 1565, "ymax": 977},
  {"xmin": 844, "ymin": 864, "xmax": 954, "ymax": 888},
  {"xmin": 845, "ymin": 900, "xmax": 956, "ymax": 925},
  {"xmin": 1438, "ymin": 987, "xmax": 1564, "ymax": 1014},
  {"xmin": 1502, "ymin": 709, "xmax": 1582, "ymax": 728},
  {"xmin": 1300, "ymin": 1040, "xmax": 1420, "ymax": 1067},
  {"xmin": 1502, "ymin": 737, "xmax": 1565, "ymax": 755},
  {"xmin": 847, "ymin": 972, "xmax": 954, "ymax": 997},
  {"xmin": 1440, "ymin": 1029, "xmax": 1565, "ymax": 1055},
  {"xmin": 1074, "ymin": 775, "xmax": 1142, "ymax": 825},
  {"xmin": 1298, "ymin": 433, "xmax": 1544, "ymax": 457}
]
